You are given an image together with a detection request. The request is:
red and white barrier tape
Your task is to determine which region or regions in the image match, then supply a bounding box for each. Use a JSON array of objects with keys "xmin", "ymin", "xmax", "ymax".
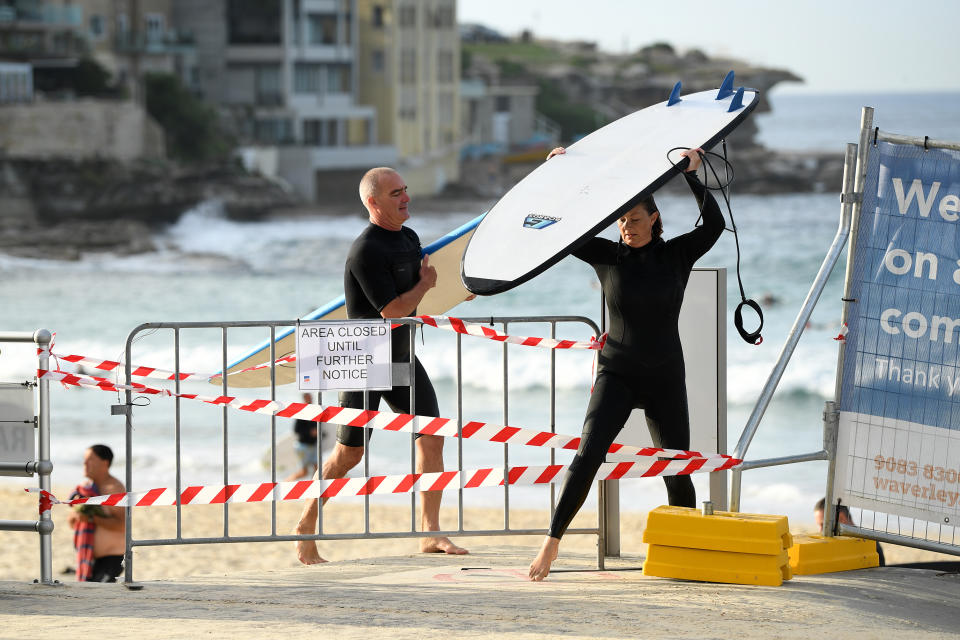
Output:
[
  {"xmin": 44, "ymin": 315, "xmax": 602, "ymax": 384},
  {"xmin": 49, "ymin": 352, "xmax": 297, "ymax": 383},
  {"xmin": 36, "ymin": 368, "xmax": 740, "ymax": 464},
  {"xmin": 415, "ymin": 316, "xmax": 603, "ymax": 350},
  {"xmin": 30, "ymin": 456, "xmax": 734, "ymax": 512}
]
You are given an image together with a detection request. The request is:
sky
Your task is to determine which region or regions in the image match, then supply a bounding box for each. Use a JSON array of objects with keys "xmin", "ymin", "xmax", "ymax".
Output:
[{"xmin": 458, "ymin": 0, "xmax": 960, "ymax": 94}]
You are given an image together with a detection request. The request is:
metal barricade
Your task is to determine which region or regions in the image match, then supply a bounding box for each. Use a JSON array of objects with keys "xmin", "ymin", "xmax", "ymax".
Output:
[
  {"xmin": 730, "ymin": 141, "xmax": 863, "ymax": 515},
  {"xmin": 0, "ymin": 329, "xmax": 55, "ymax": 585},
  {"xmin": 118, "ymin": 315, "xmax": 606, "ymax": 584}
]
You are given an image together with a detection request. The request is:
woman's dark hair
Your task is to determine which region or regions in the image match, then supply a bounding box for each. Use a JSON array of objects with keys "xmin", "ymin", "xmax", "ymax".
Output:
[
  {"xmin": 89, "ymin": 444, "xmax": 114, "ymax": 465},
  {"xmin": 638, "ymin": 195, "xmax": 662, "ymax": 239}
]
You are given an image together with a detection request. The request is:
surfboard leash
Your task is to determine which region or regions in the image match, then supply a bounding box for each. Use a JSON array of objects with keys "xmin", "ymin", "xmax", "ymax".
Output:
[{"xmin": 668, "ymin": 145, "xmax": 764, "ymax": 345}]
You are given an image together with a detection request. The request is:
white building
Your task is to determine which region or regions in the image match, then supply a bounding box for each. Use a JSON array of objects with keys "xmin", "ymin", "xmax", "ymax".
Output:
[{"xmin": 174, "ymin": 0, "xmax": 394, "ymax": 202}]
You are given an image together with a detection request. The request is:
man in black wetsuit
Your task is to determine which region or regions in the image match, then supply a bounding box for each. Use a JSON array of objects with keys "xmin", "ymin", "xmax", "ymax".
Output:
[
  {"xmin": 294, "ymin": 167, "xmax": 467, "ymax": 563},
  {"xmin": 529, "ymin": 147, "xmax": 720, "ymax": 580}
]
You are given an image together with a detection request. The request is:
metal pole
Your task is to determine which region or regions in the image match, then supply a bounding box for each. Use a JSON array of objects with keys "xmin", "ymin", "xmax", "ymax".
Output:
[
  {"xmin": 833, "ymin": 111, "xmax": 874, "ymax": 408},
  {"xmin": 502, "ymin": 321, "xmax": 510, "ymax": 529},
  {"xmin": 599, "ymin": 291, "xmax": 620, "ymax": 557},
  {"xmin": 174, "ymin": 329, "xmax": 183, "ymax": 540},
  {"xmin": 409, "ymin": 319, "xmax": 417, "ymax": 533},
  {"xmin": 821, "ymin": 401, "xmax": 839, "ymax": 537},
  {"xmin": 730, "ymin": 143, "xmax": 858, "ymax": 510},
  {"xmin": 221, "ymin": 327, "xmax": 230, "ymax": 538},
  {"xmin": 123, "ymin": 329, "xmax": 135, "ymax": 584},
  {"xmin": 822, "ymin": 110, "xmax": 874, "ymax": 529},
  {"xmin": 456, "ymin": 332, "xmax": 464, "ymax": 532},
  {"xmin": 34, "ymin": 329, "xmax": 54, "ymax": 585}
]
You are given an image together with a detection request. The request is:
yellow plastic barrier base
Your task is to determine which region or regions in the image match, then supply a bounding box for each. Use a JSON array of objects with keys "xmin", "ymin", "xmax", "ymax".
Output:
[
  {"xmin": 788, "ymin": 534, "xmax": 880, "ymax": 575},
  {"xmin": 643, "ymin": 544, "xmax": 792, "ymax": 586},
  {"xmin": 642, "ymin": 506, "xmax": 793, "ymax": 555}
]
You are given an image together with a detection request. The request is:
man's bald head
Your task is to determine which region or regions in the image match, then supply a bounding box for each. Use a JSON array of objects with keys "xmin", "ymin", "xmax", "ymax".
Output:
[{"xmin": 359, "ymin": 167, "xmax": 399, "ymax": 207}]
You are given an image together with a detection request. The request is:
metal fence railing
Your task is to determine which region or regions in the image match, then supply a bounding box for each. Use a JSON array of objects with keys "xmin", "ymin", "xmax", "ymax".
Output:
[
  {"xmin": 118, "ymin": 316, "xmax": 607, "ymax": 584},
  {"xmin": 0, "ymin": 329, "xmax": 54, "ymax": 585}
]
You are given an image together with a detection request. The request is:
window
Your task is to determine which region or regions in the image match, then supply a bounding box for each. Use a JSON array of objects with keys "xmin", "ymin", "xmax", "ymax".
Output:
[
  {"xmin": 255, "ymin": 118, "xmax": 293, "ymax": 144},
  {"xmin": 115, "ymin": 13, "xmax": 128, "ymax": 36},
  {"xmin": 438, "ymin": 92, "xmax": 454, "ymax": 126},
  {"xmin": 398, "ymin": 5, "xmax": 416, "ymax": 28},
  {"xmin": 372, "ymin": 5, "xmax": 384, "ymax": 28},
  {"xmin": 326, "ymin": 64, "xmax": 351, "ymax": 93},
  {"xmin": 89, "ymin": 15, "xmax": 104, "ymax": 40},
  {"xmin": 294, "ymin": 63, "xmax": 322, "ymax": 94},
  {"xmin": 437, "ymin": 51, "xmax": 453, "ymax": 83},
  {"xmin": 400, "ymin": 49, "xmax": 416, "ymax": 84},
  {"xmin": 495, "ymin": 96, "xmax": 511, "ymax": 113},
  {"xmin": 371, "ymin": 50, "xmax": 384, "ymax": 73},
  {"xmin": 228, "ymin": 0, "xmax": 282, "ymax": 45},
  {"xmin": 435, "ymin": 5, "xmax": 455, "ymax": 28},
  {"xmin": 303, "ymin": 119, "xmax": 322, "ymax": 145},
  {"xmin": 304, "ymin": 119, "xmax": 346, "ymax": 147},
  {"xmin": 256, "ymin": 65, "xmax": 282, "ymax": 105},
  {"xmin": 145, "ymin": 13, "xmax": 165, "ymax": 43},
  {"xmin": 307, "ymin": 13, "xmax": 337, "ymax": 45}
]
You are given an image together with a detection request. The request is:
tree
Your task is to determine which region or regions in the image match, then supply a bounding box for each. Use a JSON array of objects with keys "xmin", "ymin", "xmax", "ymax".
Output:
[{"xmin": 143, "ymin": 73, "xmax": 234, "ymax": 164}]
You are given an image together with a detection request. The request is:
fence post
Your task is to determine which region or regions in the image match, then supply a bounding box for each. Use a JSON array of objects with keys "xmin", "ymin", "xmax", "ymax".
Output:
[
  {"xmin": 35, "ymin": 329, "xmax": 55, "ymax": 584},
  {"xmin": 821, "ymin": 401, "xmax": 839, "ymax": 536}
]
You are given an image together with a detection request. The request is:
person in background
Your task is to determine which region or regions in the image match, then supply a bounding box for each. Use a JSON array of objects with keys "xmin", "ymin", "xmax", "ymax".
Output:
[
  {"xmin": 285, "ymin": 393, "xmax": 321, "ymax": 482},
  {"xmin": 66, "ymin": 444, "xmax": 126, "ymax": 582},
  {"xmin": 814, "ymin": 498, "xmax": 885, "ymax": 566}
]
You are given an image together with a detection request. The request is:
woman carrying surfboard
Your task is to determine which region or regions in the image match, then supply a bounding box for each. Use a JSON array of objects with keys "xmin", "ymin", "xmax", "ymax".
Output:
[{"xmin": 529, "ymin": 146, "xmax": 722, "ymax": 581}]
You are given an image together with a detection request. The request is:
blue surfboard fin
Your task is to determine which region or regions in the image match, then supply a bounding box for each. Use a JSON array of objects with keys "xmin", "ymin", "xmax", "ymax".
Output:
[
  {"xmin": 727, "ymin": 87, "xmax": 745, "ymax": 112},
  {"xmin": 716, "ymin": 71, "xmax": 735, "ymax": 100},
  {"xmin": 667, "ymin": 81, "xmax": 682, "ymax": 106}
]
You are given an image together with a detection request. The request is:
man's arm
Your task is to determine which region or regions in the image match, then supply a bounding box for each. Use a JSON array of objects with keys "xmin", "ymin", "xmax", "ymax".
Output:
[
  {"xmin": 379, "ymin": 254, "xmax": 437, "ymax": 319},
  {"xmin": 91, "ymin": 480, "xmax": 126, "ymax": 532}
]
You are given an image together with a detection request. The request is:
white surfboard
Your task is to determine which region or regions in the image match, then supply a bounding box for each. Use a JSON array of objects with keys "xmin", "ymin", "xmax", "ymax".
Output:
[
  {"xmin": 222, "ymin": 214, "xmax": 484, "ymax": 388},
  {"xmin": 461, "ymin": 72, "xmax": 759, "ymax": 295}
]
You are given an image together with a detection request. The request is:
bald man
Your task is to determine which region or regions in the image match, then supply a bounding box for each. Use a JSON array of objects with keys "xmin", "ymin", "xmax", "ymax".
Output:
[{"xmin": 294, "ymin": 168, "xmax": 468, "ymax": 563}]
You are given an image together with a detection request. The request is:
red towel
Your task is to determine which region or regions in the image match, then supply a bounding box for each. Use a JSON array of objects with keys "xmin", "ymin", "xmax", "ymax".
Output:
[{"xmin": 70, "ymin": 483, "xmax": 99, "ymax": 582}]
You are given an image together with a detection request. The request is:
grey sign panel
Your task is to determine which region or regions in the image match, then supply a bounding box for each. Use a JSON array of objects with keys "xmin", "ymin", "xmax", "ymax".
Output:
[{"xmin": 0, "ymin": 383, "xmax": 36, "ymax": 477}]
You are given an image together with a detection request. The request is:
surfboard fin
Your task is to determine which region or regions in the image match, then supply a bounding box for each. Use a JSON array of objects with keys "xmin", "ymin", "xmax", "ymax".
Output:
[
  {"xmin": 716, "ymin": 71, "xmax": 735, "ymax": 100},
  {"xmin": 667, "ymin": 81, "xmax": 682, "ymax": 106},
  {"xmin": 728, "ymin": 87, "xmax": 745, "ymax": 112}
]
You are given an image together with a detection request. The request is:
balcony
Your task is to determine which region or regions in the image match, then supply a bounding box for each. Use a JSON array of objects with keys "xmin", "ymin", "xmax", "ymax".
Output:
[
  {"xmin": 113, "ymin": 30, "xmax": 195, "ymax": 55},
  {"xmin": 0, "ymin": 5, "xmax": 82, "ymax": 28}
]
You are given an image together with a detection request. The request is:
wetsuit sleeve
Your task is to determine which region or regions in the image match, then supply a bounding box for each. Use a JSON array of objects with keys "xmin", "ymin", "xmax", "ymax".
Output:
[
  {"xmin": 571, "ymin": 236, "xmax": 617, "ymax": 265},
  {"xmin": 347, "ymin": 241, "xmax": 399, "ymax": 313},
  {"xmin": 670, "ymin": 172, "xmax": 725, "ymax": 266}
]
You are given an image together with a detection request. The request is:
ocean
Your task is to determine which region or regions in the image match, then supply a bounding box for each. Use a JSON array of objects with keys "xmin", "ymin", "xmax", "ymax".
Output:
[{"xmin": 3, "ymin": 90, "xmax": 960, "ymax": 527}]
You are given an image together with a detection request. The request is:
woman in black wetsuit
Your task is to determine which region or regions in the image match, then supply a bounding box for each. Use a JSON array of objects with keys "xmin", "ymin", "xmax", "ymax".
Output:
[{"xmin": 528, "ymin": 147, "xmax": 723, "ymax": 581}]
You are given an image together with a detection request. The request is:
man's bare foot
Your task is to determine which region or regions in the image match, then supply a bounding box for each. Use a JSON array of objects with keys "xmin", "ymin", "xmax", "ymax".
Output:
[
  {"xmin": 295, "ymin": 530, "xmax": 328, "ymax": 565},
  {"xmin": 528, "ymin": 536, "xmax": 560, "ymax": 581},
  {"xmin": 420, "ymin": 536, "xmax": 469, "ymax": 555}
]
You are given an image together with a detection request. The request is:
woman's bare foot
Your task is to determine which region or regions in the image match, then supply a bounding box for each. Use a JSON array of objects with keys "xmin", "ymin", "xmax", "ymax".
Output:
[
  {"xmin": 420, "ymin": 536, "xmax": 469, "ymax": 555},
  {"xmin": 528, "ymin": 536, "xmax": 560, "ymax": 581}
]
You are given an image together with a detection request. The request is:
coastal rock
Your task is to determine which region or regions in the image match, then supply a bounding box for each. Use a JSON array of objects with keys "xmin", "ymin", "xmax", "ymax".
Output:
[{"xmin": 0, "ymin": 158, "xmax": 299, "ymax": 259}]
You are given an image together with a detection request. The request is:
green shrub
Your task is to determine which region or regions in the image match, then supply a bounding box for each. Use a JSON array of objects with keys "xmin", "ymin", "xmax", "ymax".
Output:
[{"xmin": 144, "ymin": 73, "xmax": 234, "ymax": 164}]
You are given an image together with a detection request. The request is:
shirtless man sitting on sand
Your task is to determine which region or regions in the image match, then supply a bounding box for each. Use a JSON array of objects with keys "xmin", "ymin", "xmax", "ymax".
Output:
[{"xmin": 67, "ymin": 444, "xmax": 126, "ymax": 582}]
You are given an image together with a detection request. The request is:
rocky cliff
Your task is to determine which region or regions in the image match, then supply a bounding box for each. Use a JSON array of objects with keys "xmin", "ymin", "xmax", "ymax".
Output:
[{"xmin": 0, "ymin": 158, "xmax": 298, "ymax": 259}]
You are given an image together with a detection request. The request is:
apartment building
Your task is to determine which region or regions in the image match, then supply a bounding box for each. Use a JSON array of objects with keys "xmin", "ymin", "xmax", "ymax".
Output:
[
  {"xmin": 0, "ymin": 0, "xmax": 86, "ymax": 63},
  {"xmin": 174, "ymin": 0, "xmax": 393, "ymax": 202},
  {"xmin": 355, "ymin": 0, "xmax": 460, "ymax": 194}
]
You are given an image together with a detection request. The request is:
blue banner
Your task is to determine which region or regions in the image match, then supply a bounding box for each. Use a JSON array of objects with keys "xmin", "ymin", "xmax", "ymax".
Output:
[{"xmin": 841, "ymin": 141, "xmax": 960, "ymax": 430}]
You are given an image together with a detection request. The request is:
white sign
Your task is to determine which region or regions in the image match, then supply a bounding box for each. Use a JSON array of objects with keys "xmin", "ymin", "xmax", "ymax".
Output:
[
  {"xmin": 296, "ymin": 320, "xmax": 392, "ymax": 391},
  {"xmin": 611, "ymin": 269, "xmax": 727, "ymax": 507}
]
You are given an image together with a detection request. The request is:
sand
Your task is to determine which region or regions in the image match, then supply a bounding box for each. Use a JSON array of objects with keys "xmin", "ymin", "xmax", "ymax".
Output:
[{"xmin": 3, "ymin": 486, "xmax": 960, "ymax": 638}]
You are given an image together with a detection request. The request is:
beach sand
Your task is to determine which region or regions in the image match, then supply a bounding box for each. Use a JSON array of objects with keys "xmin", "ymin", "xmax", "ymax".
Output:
[{"xmin": 3, "ymin": 486, "xmax": 960, "ymax": 638}]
